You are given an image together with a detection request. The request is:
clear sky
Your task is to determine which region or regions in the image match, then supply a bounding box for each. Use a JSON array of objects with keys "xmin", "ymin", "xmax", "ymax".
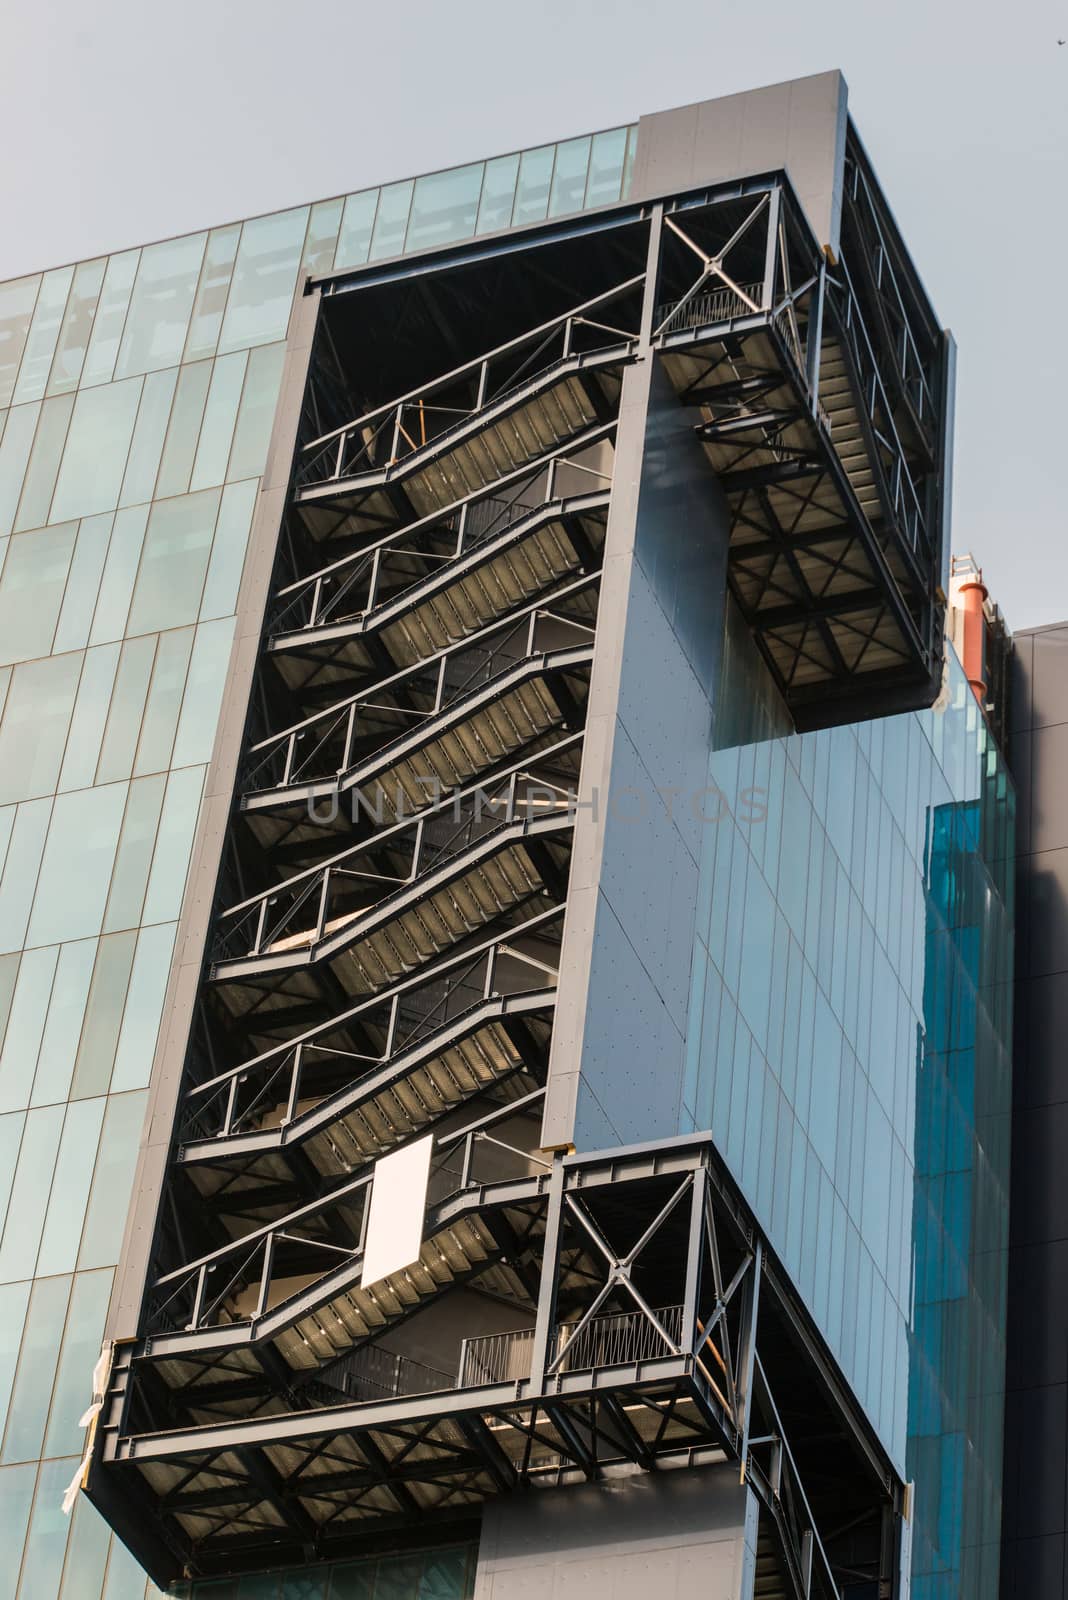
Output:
[{"xmin": 3, "ymin": 0, "xmax": 1066, "ymax": 629}]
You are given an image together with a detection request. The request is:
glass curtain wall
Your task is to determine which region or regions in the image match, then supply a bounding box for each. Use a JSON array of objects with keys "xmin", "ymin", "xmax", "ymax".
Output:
[
  {"xmin": 0, "ymin": 127, "xmax": 635, "ymax": 1600},
  {"xmin": 685, "ymin": 601, "xmax": 1013, "ymax": 1595}
]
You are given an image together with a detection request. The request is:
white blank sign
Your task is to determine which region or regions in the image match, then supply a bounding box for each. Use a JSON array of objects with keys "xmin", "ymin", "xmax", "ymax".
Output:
[{"xmin": 360, "ymin": 1135, "xmax": 433, "ymax": 1289}]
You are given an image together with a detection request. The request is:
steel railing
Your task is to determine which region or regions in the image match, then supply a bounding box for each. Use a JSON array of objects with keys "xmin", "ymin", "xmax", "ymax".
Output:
[
  {"xmin": 457, "ymin": 1304, "xmax": 685, "ymax": 1388},
  {"xmin": 298, "ymin": 275, "xmax": 641, "ymax": 487}
]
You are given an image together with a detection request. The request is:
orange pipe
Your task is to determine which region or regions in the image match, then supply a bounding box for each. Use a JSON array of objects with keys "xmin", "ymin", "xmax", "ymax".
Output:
[{"xmin": 957, "ymin": 576, "xmax": 988, "ymax": 706}]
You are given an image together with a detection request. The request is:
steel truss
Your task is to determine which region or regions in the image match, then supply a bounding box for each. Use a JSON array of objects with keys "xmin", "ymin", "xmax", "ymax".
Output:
[
  {"xmin": 91, "ymin": 1137, "xmax": 904, "ymax": 1596},
  {"xmin": 650, "ymin": 171, "xmax": 949, "ymax": 726}
]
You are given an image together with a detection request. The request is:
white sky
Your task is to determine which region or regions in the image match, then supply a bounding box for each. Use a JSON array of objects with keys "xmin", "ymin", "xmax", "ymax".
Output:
[{"xmin": 4, "ymin": 0, "xmax": 1066, "ymax": 629}]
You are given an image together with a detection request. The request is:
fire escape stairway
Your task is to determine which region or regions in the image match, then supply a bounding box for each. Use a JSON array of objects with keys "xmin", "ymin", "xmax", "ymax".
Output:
[
  {"xmin": 297, "ymin": 350, "xmax": 622, "ymax": 520},
  {"xmin": 271, "ymin": 494, "xmax": 606, "ymax": 677},
  {"xmin": 215, "ymin": 810, "xmax": 569, "ymax": 995},
  {"xmin": 816, "ymin": 336, "xmax": 881, "ymax": 531},
  {"xmin": 147, "ymin": 314, "xmax": 621, "ymax": 1429},
  {"xmin": 182, "ymin": 993, "xmax": 554, "ymax": 1180}
]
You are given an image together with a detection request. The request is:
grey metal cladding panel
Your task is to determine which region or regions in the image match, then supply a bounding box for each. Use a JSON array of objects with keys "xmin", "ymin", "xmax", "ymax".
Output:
[
  {"xmin": 630, "ymin": 362, "xmax": 729, "ymax": 700},
  {"xmin": 1013, "ymin": 972, "xmax": 1068, "ymax": 1110},
  {"xmin": 1010, "ymin": 1099, "xmax": 1068, "ymax": 1247},
  {"xmin": 473, "ymin": 1464, "xmax": 755, "ymax": 1600},
  {"xmin": 1005, "ymin": 1239, "xmax": 1068, "ymax": 1392},
  {"xmin": 1000, "ymin": 1534, "xmax": 1067, "ymax": 1600},
  {"xmin": 573, "ymin": 889, "xmax": 690, "ymax": 1149},
  {"xmin": 572, "ymin": 362, "xmax": 730, "ymax": 1149},
  {"xmin": 1013, "ymin": 727, "xmax": 1032, "ymax": 859},
  {"xmin": 1030, "ymin": 723, "xmax": 1068, "ymax": 855},
  {"xmin": 1000, "ymin": 1383, "xmax": 1068, "ymax": 1544},
  {"xmin": 631, "ymin": 71, "xmax": 848, "ymax": 254},
  {"xmin": 1030, "ymin": 626, "xmax": 1068, "ymax": 731},
  {"xmin": 1010, "ymin": 629, "xmax": 1035, "ymax": 742},
  {"xmin": 1022, "ymin": 845, "xmax": 1068, "ymax": 980}
]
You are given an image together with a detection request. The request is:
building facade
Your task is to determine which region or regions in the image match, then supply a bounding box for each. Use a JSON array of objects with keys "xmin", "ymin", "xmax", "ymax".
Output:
[
  {"xmin": 0, "ymin": 72, "xmax": 1015, "ymax": 1600},
  {"xmin": 1001, "ymin": 621, "xmax": 1068, "ymax": 1596}
]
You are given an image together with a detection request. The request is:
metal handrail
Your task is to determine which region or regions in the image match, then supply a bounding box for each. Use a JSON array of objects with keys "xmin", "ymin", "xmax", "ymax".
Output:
[
  {"xmin": 218, "ymin": 729, "xmax": 583, "ymax": 965},
  {"xmin": 299, "ymin": 273, "xmax": 642, "ymax": 481},
  {"xmin": 654, "ymin": 281, "xmax": 764, "ymax": 335},
  {"xmin": 240, "ymin": 571, "xmax": 597, "ymax": 795},
  {"xmin": 457, "ymin": 1304, "xmax": 685, "ymax": 1388},
  {"xmin": 181, "ymin": 905, "xmax": 564, "ymax": 1143}
]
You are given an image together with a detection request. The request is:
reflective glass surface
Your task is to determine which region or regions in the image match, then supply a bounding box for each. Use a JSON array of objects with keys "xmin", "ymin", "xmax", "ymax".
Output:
[
  {"xmin": 0, "ymin": 119, "xmax": 635, "ymax": 1599},
  {"xmin": 682, "ymin": 601, "xmax": 1014, "ymax": 1599},
  {"xmin": 179, "ymin": 1543, "xmax": 476, "ymax": 1600}
]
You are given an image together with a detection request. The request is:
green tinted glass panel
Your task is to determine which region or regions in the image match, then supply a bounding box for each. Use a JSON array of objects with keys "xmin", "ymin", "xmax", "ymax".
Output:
[
  {"xmin": 406, "ymin": 164, "xmax": 484, "ymax": 253},
  {"xmin": 114, "ymin": 233, "xmax": 206, "ymax": 380}
]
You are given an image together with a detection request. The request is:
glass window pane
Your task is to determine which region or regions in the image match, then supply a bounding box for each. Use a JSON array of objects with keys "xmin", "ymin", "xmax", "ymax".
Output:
[
  {"xmin": 201, "ymin": 480, "xmax": 257, "ymax": 621},
  {"xmin": 13, "ymin": 393, "xmax": 75, "ymax": 533},
  {"xmin": 0, "ymin": 946, "xmax": 59, "ymax": 1115},
  {"xmin": 53, "ymin": 513, "xmax": 116, "ymax": 655},
  {"xmin": 103, "ymin": 1534, "xmax": 154, "ymax": 1600},
  {"xmin": 512, "ymin": 146, "xmax": 555, "ymax": 227},
  {"xmin": 70, "ymin": 932, "xmax": 137, "ymax": 1100},
  {"xmin": 35, "ymin": 1098, "xmax": 106, "ymax": 1276},
  {"xmin": 87, "ymin": 507, "xmax": 146, "ymax": 647},
  {"xmin": 406, "ymin": 164, "xmax": 484, "ymax": 254},
  {"xmin": 0, "ymin": 799, "xmax": 51, "ymax": 956},
  {"xmin": 0, "ymin": 953, "xmax": 18, "ymax": 1057},
  {"xmin": 0, "ymin": 1283, "xmax": 31, "ymax": 1444},
  {"xmin": 114, "ymin": 233, "xmax": 207, "ymax": 380},
  {"xmin": 119, "ymin": 366, "xmax": 178, "ymax": 509},
  {"xmin": 368, "ymin": 182, "xmax": 414, "ymax": 262},
  {"xmin": 13, "ymin": 267, "xmax": 74, "ymax": 405},
  {"xmin": 226, "ymin": 342, "xmax": 285, "ymax": 483},
  {"xmin": 110, "ymin": 921, "xmax": 178, "ymax": 1091},
  {"xmin": 334, "ymin": 189, "xmax": 380, "ymax": 271},
  {"xmin": 190, "ymin": 351, "xmax": 249, "ymax": 491},
  {"xmin": 171, "ymin": 618, "xmax": 235, "ymax": 767},
  {"xmin": 46, "ymin": 258, "xmax": 107, "ymax": 396},
  {"xmin": 302, "ymin": 198, "xmax": 344, "ymax": 276},
  {"xmin": 0, "ymin": 1462, "xmax": 35, "ymax": 1580},
  {"xmin": 56, "ymin": 1487, "xmax": 112, "ymax": 1600},
  {"xmin": 95, "ymin": 635, "xmax": 155, "ymax": 784},
  {"xmin": 218, "ymin": 208, "xmax": 309, "ymax": 355},
  {"xmin": 30, "ymin": 938, "xmax": 98, "ymax": 1107},
  {"xmin": 0, "ymin": 1107, "xmax": 22, "ymax": 1235},
  {"xmin": 133, "ymin": 627, "xmax": 195, "ymax": 777},
  {"xmin": 0, "ymin": 277, "xmax": 42, "ymax": 410},
  {"xmin": 82, "ymin": 250, "xmax": 140, "ymax": 389},
  {"xmin": 585, "ymin": 127, "xmax": 629, "ymax": 209},
  {"xmin": 126, "ymin": 488, "xmax": 221, "ymax": 635},
  {"xmin": 141, "ymin": 766, "xmax": 204, "ymax": 925},
  {"xmin": 58, "ymin": 643, "xmax": 121, "ymax": 793},
  {"xmin": 0, "ymin": 653, "xmax": 82, "ymax": 805},
  {"xmin": 77, "ymin": 1089, "xmax": 148, "ymax": 1270},
  {"xmin": 373, "ymin": 1557, "xmax": 425, "ymax": 1600},
  {"xmin": 0, "ymin": 404, "xmax": 40, "ymax": 536},
  {"xmin": 154, "ymin": 359, "xmax": 211, "ymax": 500},
  {"xmin": 475, "ymin": 155, "xmax": 519, "ymax": 236},
  {"xmin": 103, "ymin": 775, "xmax": 166, "ymax": 934},
  {"xmin": 184, "ymin": 225, "xmax": 241, "ymax": 364},
  {"xmin": 0, "ymin": 525, "xmax": 77, "ymax": 668},
  {"xmin": 49, "ymin": 377, "xmax": 143, "ymax": 523},
  {"xmin": 26, "ymin": 784, "xmax": 128, "ymax": 947},
  {"xmin": 15, "ymin": 1455, "xmax": 80, "ymax": 1599},
  {"xmin": 0, "ymin": 1104, "xmax": 63, "ymax": 1279},
  {"xmin": 548, "ymin": 137, "xmax": 591, "ymax": 218}
]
